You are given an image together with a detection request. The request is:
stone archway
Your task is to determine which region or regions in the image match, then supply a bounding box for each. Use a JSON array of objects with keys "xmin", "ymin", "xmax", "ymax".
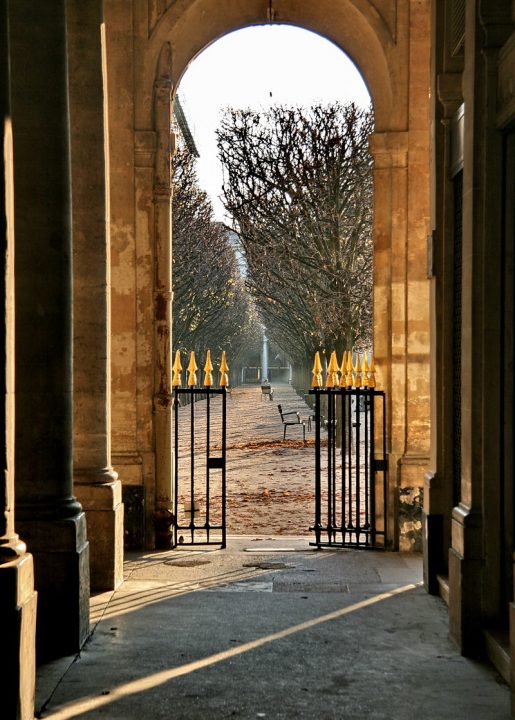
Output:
[{"xmin": 105, "ymin": 0, "xmax": 430, "ymax": 550}]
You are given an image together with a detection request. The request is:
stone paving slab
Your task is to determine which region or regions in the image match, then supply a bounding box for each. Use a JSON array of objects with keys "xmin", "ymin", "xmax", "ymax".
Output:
[{"xmin": 36, "ymin": 537, "xmax": 509, "ymax": 720}]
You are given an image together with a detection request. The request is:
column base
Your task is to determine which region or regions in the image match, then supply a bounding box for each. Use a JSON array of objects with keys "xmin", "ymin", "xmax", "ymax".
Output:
[
  {"xmin": 16, "ymin": 513, "xmax": 90, "ymax": 663},
  {"xmin": 422, "ymin": 470, "xmax": 450, "ymax": 594},
  {"xmin": 153, "ymin": 507, "xmax": 174, "ymax": 550},
  {"xmin": 75, "ymin": 479, "xmax": 124, "ymax": 591},
  {"xmin": 510, "ymin": 600, "xmax": 515, "ymax": 717},
  {"xmin": 396, "ymin": 454, "xmax": 428, "ymax": 552},
  {"xmin": 112, "ymin": 452, "xmax": 155, "ymax": 549},
  {"xmin": 449, "ymin": 504, "xmax": 483, "ymax": 656},
  {"xmin": 423, "ymin": 510, "xmax": 444, "ymax": 594},
  {"xmin": 0, "ymin": 553, "xmax": 37, "ymax": 720}
]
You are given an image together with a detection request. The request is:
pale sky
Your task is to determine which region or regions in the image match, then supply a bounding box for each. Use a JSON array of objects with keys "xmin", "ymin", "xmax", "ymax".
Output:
[{"xmin": 178, "ymin": 24, "xmax": 371, "ymax": 221}]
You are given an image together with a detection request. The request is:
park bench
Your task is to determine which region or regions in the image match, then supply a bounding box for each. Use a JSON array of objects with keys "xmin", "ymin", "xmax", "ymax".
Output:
[
  {"xmin": 277, "ymin": 404, "xmax": 306, "ymax": 441},
  {"xmin": 261, "ymin": 383, "xmax": 274, "ymax": 401}
]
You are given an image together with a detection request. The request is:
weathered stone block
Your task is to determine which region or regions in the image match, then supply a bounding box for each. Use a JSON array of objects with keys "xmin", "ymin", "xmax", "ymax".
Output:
[{"xmin": 398, "ymin": 485, "xmax": 423, "ymax": 552}]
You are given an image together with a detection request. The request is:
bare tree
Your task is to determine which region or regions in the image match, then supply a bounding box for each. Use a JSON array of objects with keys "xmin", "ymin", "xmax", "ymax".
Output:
[
  {"xmin": 172, "ymin": 149, "xmax": 260, "ymax": 365},
  {"xmin": 217, "ymin": 102, "xmax": 374, "ymax": 363}
]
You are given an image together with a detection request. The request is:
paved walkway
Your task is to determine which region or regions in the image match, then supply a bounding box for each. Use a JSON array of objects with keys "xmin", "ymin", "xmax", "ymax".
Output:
[
  {"xmin": 37, "ymin": 539, "xmax": 509, "ymax": 719},
  {"xmin": 35, "ymin": 383, "xmax": 510, "ymax": 719}
]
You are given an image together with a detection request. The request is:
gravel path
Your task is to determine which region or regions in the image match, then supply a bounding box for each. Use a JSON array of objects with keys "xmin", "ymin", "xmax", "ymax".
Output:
[{"xmin": 175, "ymin": 383, "xmax": 316, "ymax": 537}]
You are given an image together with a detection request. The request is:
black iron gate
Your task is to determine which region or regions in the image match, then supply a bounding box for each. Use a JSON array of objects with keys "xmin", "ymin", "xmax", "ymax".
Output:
[
  {"xmin": 310, "ymin": 386, "xmax": 387, "ymax": 549},
  {"xmin": 172, "ymin": 386, "xmax": 227, "ymax": 548}
]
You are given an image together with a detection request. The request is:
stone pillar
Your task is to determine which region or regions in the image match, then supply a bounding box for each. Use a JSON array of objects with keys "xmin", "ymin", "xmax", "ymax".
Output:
[
  {"xmin": 134, "ymin": 127, "xmax": 157, "ymax": 547},
  {"xmin": 370, "ymin": 127, "xmax": 431, "ymax": 552},
  {"xmin": 66, "ymin": 0, "xmax": 123, "ymax": 591},
  {"xmin": 446, "ymin": 3, "xmax": 485, "ymax": 655},
  {"xmin": 448, "ymin": 3, "xmax": 513, "ymax": 658},
  {"xmin": 104, "ymin": 2, "xmax": 149, "ymax": 541},
  {"xmin": 369, "ymin": 130, "xmax": 408, "ymax": 549},
  {"xmin": 0, "ymin": 4, "xmax": 37, "ymax": 716},
  {"xmin": 152, "ymin": 45, "xmax": 174, "ymax": 547},
  {"xmin": 424, "ymin": 62, "xmax": 463, "ymax": 592},
  {"xmin": 10, "ymin": 1, "xmax": 89, "ymax": 661}
]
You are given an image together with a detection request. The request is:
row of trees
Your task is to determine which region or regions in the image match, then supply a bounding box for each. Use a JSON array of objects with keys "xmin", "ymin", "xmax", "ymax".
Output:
[
  {"xmin": 171, "ymin": 149, "xmax": 261, "ymax": 366},
  {"xmin": 172, "ymin": 101, "xmax": 374, "ymax": 375},
  {"xmin": 216, "ymin": 102, "xmax": 374, "ymax": 364}
]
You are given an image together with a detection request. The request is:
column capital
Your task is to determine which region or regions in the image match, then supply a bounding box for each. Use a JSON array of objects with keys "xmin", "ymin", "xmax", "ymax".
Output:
[
  {"xmin": 153, "ymin": 182, "xmax": 172, "ymax": 199},
  {"xmin": 135, "ymin": 129, "xmax": 156, "ymax": 168},
  {"xmin": 368, "ymin": 131, "xmax": 408, "ymax": 168},
  {"xmin": 74, "ymin": 465, "xmax": 119, "ymax": 485},
  {"xmin": 437, "ymin": 72, "xmax": 463, "ymax": 117},
  {"xmin": 154, "ymin": 289, "xmax": 172, "ymax": 302}
]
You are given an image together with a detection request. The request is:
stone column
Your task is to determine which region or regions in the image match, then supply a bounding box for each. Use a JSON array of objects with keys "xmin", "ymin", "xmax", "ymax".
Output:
[
  {"xmin": 449, "ymin": 3, "xmax": 513, "ymax": 657},
  {"xmin": 369, "ymin": 130, "xmax": 408, "ymax": 549},
  {"xmin": 370, "ymin": 127, "xmax": 431, "ymax": 552},
  {"xmin": 66, "ymin": 0, "xmax": 123, "ymax": 591},
  {"xmin": 0, "ymin": 4, "xmax": 37, "ymax": 716},
  {"xmin": 10, "ymin": 1, "xmax": 89, "ymax": 661},
  {"xmin": 152, "ymin": 46, "xmax": 174, "ymax": 547},
  {"xmin": 424, "ymin": 64, "xmax": 463, "ymax": 593}
]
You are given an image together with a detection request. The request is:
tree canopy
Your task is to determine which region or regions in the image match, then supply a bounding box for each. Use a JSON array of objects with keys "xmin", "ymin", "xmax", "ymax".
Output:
[
  {"xmin": 217, "ymin": 102, "xmax": 374, "ymax": 363},
  {"xmin": 171, "ymin": 149, "xmax": 261, "ymax": 365}
]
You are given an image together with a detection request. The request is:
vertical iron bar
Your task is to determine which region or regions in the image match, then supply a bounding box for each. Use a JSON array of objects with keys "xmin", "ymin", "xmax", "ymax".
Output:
[
  {"xmin": 314, "ymin": 390, "xmax": 321, "ymax": 545},
  {"xmin": 370, "ymin": 390, "xmax": 377, "ymax": 547},
  {"xmin": 206, "ymin": 390, "xmax": 211, "ymax": 543},
  {"xmin": 382, "ymin": 392, "xmax": 387, "ymax": 547},
  {"xmin": 331, "ymin": 391, "xmax": 337, "ymax": 541},
  {"xmin": 355, "ymin": 390, "xmax": 361, "ymax": 544},
  {"xmin": 348, "ymin": 391, "xmax": 354, "ymax": 534},
  {"xmin": 364, "ymin": 388, "xmax": 370, "ymax": 541},
  {"xmin": 345, "ymin": 391, "xmax": 351, "ymax": 543},
  {"xmin": 340, "ymin": 390, "xmax": 346, "ymax": 544},
  {"xmin": 173, "ymin": 388, "xmax": 180, "ymax": 548},
  {"xmin": 221, "ymin": 387, "xmax": 227, "ymax": 548},
  {"xmin": 190, "ymin": 390, "xmax": 195, "ymax": 543},
  {"xmin": 326, "ymin": 389, "xmax": 333, "ymax": 543}
]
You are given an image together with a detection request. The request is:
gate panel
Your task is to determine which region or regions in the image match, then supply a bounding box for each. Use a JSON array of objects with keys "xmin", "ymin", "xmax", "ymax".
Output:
[
  {"xmin": 173, "ymin": 387, "xmax": 227, "ymax": 547},
  {"xmin": 310, "ymin": 387, "xmax": 387, "ymax": 549}
]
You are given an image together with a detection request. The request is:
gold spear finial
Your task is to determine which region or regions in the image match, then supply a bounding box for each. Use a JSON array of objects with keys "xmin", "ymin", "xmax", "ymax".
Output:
[
  {"xmin": 219, "ymin": 351, "xmax": 229, "ymax": 387},
  {"xmin": 326, "ymin": 350, "xmax": 340, "ymax": 388},
  {"xmin": 340, "ymin": 351, "xmax": 349, "ymax": 387},
  {"xmin": 312, "ymin": 351, "xmax": 323, "ymax": 388},
  {"xmin": 187, "ymin": 351, "xmax": 198, "ymax": 387},
  {"xmin": 368, "ymin": 353, "xmax": 376, "ymax": 388},
  {"xmin": 172, "ymin": 350, "xmax": 182, "ymax": 387},
  {"xmin": 345, "ymin": 351, "xmax": 353, "ymax": 387},
  {"xmin": 203, "ymin": 350, "xmax": 214, "ymax": 387},
  {"xmin": 353, "ymin": 353, "xmax": 362, "ymax": 388},
  {"xmin": 361, "ymin": 353, "xmax": 369, "ymax": 388}
]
